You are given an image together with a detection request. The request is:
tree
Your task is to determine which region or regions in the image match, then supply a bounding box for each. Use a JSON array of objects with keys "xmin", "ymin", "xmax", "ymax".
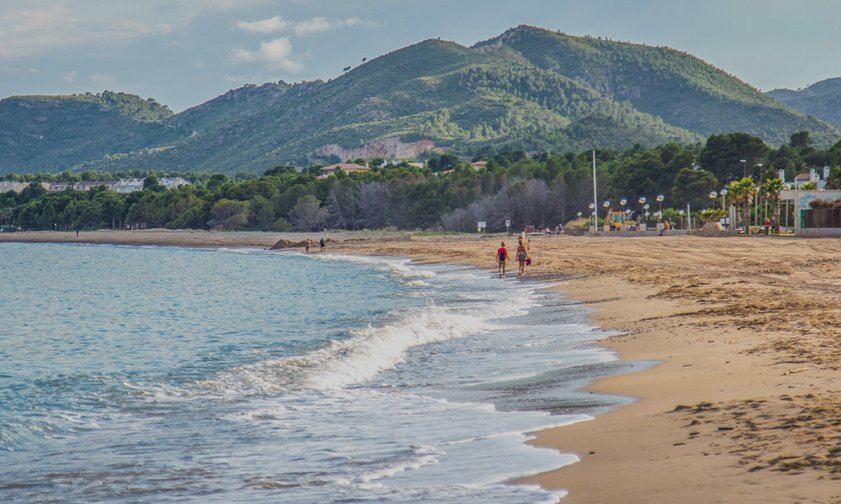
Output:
[
  {"xmin": 289, "ymin": 195, "xmax": 328, "ymax": 231},
  {"xmin": 789, "ymin": 131, "xmax": 813, "ymax": 151},
  {"xmin": 670, "ymin": 168, "xmax": 719, "ymax": 211},
  {"xmin": 726, "ymin": 177, "xmax": 757, "ymax": 233},
  {"xmin": 762, "ymin": 177, "xmax": 784, "ymax": 233},
  {"xmin": 248, "ymin": 195, "xmax": 275, "ymax": 230},
  {"xmin": 143, "ymin": 175, "xmax": 162, "ymax": 192},
  {"xmin": 358, "ymin": 182, "xmax": 389, "ymax": 229},
  {"xmin": 700, "ymin": 133, "xmax": 769, "ymax": 182},
  {"xmin": 699, "ymin": 208, "xmax": 727, "ymax": 224},
  {"xmin": 93, "ymin": 190, "xmax": 125, "ymax": 229},
  {"xmin": 207, "ymin": 199, "xmax": 250, "ymax": 229}
]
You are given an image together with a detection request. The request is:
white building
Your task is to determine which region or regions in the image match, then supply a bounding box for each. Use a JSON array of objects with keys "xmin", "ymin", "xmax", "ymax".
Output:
[
  {"xmin": 111, "ymin": 178, "xmax": 146, "ymax": 193},
  {"xmin": 159, "ymin": 177, "xmax": 189, "ymax": 189}
]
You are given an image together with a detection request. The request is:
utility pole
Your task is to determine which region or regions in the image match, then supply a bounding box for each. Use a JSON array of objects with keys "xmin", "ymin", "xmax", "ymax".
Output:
[{"xmin": 592, "ymin": 150, "xmax": 597, "ymax": 230}]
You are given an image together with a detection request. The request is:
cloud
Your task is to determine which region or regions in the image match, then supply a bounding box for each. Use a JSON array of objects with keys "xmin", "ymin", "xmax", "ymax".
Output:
[
  {"xmin": 235, "ymin": 15, "xmax": 376, "ymax": 37},
  {"xmin": 229, "ymin": 37, "xmax": 304, "ymax": 72},
  {"xmin": 0, "ymin": 3, "xmax": 175, "ymax": 60},
  {"xmin": 236, "ymin": 15, "xmax": 289, "ymax": 34},
  {"xmin": 65, "ymin": 70, "xmax": 78, "ymax": 83},
  {"xmin": 91, "ymin": 73, "xmax": 116, "ymax": 85}
]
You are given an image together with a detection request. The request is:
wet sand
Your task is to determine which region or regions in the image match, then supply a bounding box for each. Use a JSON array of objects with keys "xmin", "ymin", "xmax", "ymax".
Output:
[{"xmin": 4, "ymin": 230, "xmax": 840, "ymax": 503}]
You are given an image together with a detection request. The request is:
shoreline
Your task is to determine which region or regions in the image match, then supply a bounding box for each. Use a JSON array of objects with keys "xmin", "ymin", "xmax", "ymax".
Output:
[{"xmin": 5, "ymin": 231, "xmax": 841, "ymax": 502}]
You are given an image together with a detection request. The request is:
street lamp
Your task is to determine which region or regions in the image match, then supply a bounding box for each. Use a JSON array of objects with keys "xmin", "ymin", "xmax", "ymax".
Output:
[
  {"xmin": 619, "ymin": 198, "xmax": 627, "ymax": 230},
  {"xmin": 603, "ymin": 200, "xmax": 611, "ymax": 231},
  {"xmin": 709, "ymin": 191, "xmax": 717, "ymax": 208},
  {"xmin": 678, "ymin": 209, "xmax": 685, "ymax": 229},
  {"xmin": 656, "ymin": 194, "xmax": 664, "ymax": 218},
  {"xmin": 643, "ymin": 203, "xmax": 650, "ymax": 222},
  {"xmin": 740, "ymin": 159, "xmax": 747, "ymax": 178},
  {"xmin": 720, "ymin": 188, "xmax": 728, "ymax": 211},
  {"xmin": 756, "ymin": 163, "xmax": 764, "ymax": 222},
  {"xmin": 589, "ymin": 203, "xmax": 596, "ymax": 230}
]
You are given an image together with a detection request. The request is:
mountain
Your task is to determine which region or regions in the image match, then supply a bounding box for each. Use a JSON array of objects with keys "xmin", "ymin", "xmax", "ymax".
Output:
[
  {"xmin": 0, "ymin": 91, "xmax": 181, "ymax": 173},
  {"xmin": 767, "ymin": 78, "xmax": 841, "ymax": 130},
  {"xmin": 0, "ymin": 25, "xmax": 838, "ymax": 175},
  {"xmin": 479, "ymin": 27, "xmax": 836, "ymax": 145}
]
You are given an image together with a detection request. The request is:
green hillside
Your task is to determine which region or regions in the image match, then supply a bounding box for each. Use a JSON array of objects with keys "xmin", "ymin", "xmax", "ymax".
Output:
[
  {"xmin": 768, "ymin": 77, "xmax": 841, "ymax": 130},
  {"xmin": 0, "ymin": 91, "xmax": 181, "ymax": 172},
  {"xmin": 480, "ymin": 26, "xmax": 837, "ymax": 146},
  {"xmin": 0, "ymin": 26, "xmax": 838, "ymax": 175}
]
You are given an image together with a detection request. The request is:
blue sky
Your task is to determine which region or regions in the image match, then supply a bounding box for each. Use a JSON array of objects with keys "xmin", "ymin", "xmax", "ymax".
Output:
[{"xmin": 1, "ymin": 0, "xmax": 839, "ymax": 111}]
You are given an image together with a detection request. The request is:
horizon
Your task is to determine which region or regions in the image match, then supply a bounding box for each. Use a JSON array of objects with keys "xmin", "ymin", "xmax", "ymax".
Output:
[{"xmin": 1, "ymin": 0, "xmax": 840, "ymax": 112}]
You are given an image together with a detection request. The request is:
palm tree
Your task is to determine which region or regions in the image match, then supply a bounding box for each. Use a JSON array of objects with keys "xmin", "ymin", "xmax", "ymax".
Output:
[
  {"xmin": 726, "ymin": 177, "xmax": 757, "ymax": 234},
  {"xmin": 763, "ymin": 177, "xmax": 785, "ymax": 234}
]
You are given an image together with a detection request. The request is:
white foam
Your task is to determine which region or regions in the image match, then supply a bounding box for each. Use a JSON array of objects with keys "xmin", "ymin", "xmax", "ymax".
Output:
[{"xmin": 201, "ymin": 304, "xmax": 493, "ymax": 393}]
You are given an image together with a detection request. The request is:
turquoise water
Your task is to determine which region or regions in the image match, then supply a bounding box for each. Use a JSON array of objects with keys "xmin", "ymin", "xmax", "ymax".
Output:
[{"xmin": 0, "ymin": 243, "xmax": 632, "ymax": 503}]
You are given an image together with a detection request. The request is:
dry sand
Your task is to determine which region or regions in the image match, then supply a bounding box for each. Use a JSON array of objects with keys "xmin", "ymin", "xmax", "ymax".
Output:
[{"xmin": 3, "ymin": 230, "xmax": 840, "ymax": 503}]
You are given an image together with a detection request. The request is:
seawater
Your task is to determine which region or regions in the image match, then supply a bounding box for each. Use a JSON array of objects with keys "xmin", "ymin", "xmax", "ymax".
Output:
[{"xmin": 0, "ymin": 242, "xmax": 636, "ymax": 503}]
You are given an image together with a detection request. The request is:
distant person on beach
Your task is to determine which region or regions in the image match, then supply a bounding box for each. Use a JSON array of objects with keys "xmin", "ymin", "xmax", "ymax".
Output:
[
  {"xmin": 305, "ymin": 239, "xmax": 311, "ymax": 254},
  {"xmin": 497, "ymin": 241, "xmax": 508, "ymax": 278},
  {"xmin": 659, "ymin": 219, "xmax": 670, "ymax": 236},
  {"xmin": 319, "ymin": 237, "xmax": 325, "ymax": 252},
  {"xmin": 516, "ymin": 238, "xmax": 528, "ymax": 276}
]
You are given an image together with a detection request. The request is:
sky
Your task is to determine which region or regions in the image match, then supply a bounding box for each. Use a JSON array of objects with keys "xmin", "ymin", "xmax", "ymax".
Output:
[{"xmin": 1, "ymin": 0, "xmax": 840, "ymax": 112}]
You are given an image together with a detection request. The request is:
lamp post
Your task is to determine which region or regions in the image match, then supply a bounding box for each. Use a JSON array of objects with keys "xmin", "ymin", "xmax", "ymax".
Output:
[
  {"xmin": 720, "ymin": 188, "xmax": 728, "ymax": 211},
  {"xmin": 656, "ymin": 194, "xmax": 664, "ymax": 218},
  {"xmin": 638, "ymin": 196, "xmax": 646, "ymax": 220},
  {"xmin": 709, "ymin": 190, "xmax": 717, "ymax": 209},
  {"xmin": 643, "ymin": 203, "xmax": 650, "ymax": 224},
  {"xmin": 603, "ymin": 200, "xmax": 611, "ymax": 231},
  {"xmin": 619, "ymin": 198, "xmax": 627, "ymax": 230},
  {"xmin": 740, "ymin": 159, "xmax": 747, "ymax": 178},
  {"xmin": 678, "ymin": 209, "xmax": 685, "ymax": 229},
  {"xmin": 756, "ymin": 163, "xmax": 764, "ymax": 223},
  {"xmin": 589, "ymin": 203, "xmax": 596, "ymax": 231}
]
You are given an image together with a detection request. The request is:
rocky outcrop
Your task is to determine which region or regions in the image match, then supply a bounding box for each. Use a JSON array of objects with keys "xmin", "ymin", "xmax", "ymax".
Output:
[{"xmin": 313, "ymin": 137, "xmax": 444, "ymax": 161}]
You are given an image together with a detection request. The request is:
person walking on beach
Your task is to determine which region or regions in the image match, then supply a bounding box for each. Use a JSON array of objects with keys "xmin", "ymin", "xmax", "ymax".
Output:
[
  {"xmin": 497, "ymin": 241, "xmax": 508, "ymax": 278},
  {"xmin": 319, "ymin": 237, "xmax": 325, "ymax": 252},
  {"xmin": 305, "ymin": 239, "xmax": 311, "ymax": 254},
  {"xmin": 516, "ymin": 238, "xmax": 529, "ymax": 276}
]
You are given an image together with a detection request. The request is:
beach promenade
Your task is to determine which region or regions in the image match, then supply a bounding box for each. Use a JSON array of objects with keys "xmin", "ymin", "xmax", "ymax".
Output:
[{"xmin": 3, "ymin": 230, "xmax": 840, "ymax": 503}]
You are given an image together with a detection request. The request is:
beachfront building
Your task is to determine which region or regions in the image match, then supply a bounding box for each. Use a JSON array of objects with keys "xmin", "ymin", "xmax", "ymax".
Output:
[
  {"xmin": 779, "ymin": 188, "xmax": 841, "ymax": 236},
  {"xmin": 317, "ymin": 162, "xmax": 370, "ymax": 179}
]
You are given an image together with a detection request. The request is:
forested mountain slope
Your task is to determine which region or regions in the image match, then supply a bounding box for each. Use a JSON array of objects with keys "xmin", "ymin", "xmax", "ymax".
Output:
[
  {"xmin": 0, "ymin": 26, "xmax": 836, "ymax": 175},
  {"xmin": 768, "ymin": 77, "xmax": 841, "ymax": 130}
]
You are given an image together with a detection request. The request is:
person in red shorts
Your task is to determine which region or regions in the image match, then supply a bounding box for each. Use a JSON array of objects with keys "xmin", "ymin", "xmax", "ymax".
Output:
[{"xmin": 497, "ymin": 241, "xmax": 508, "ymax": 278}]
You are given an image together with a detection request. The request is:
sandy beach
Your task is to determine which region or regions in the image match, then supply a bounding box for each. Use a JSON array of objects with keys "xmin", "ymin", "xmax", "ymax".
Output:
[{"xmin": 3, "ymin": 230, "xmax": 840, "ymax": 503}]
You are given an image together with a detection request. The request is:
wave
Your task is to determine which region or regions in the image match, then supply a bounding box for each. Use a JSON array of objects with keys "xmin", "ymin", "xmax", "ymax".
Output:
[
  {"xmin": 313, "ymin": 254, "xmax": 439, "ymax": 281},
  {"xmin": 201, "ymin": 304, "xmax": 495, "ymax": 394}
]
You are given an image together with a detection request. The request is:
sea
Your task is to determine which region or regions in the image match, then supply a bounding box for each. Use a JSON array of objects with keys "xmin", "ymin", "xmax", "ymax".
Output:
[{"xmin": 0, "ymin": 242, "xmax": 641, "ymax": 503}]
